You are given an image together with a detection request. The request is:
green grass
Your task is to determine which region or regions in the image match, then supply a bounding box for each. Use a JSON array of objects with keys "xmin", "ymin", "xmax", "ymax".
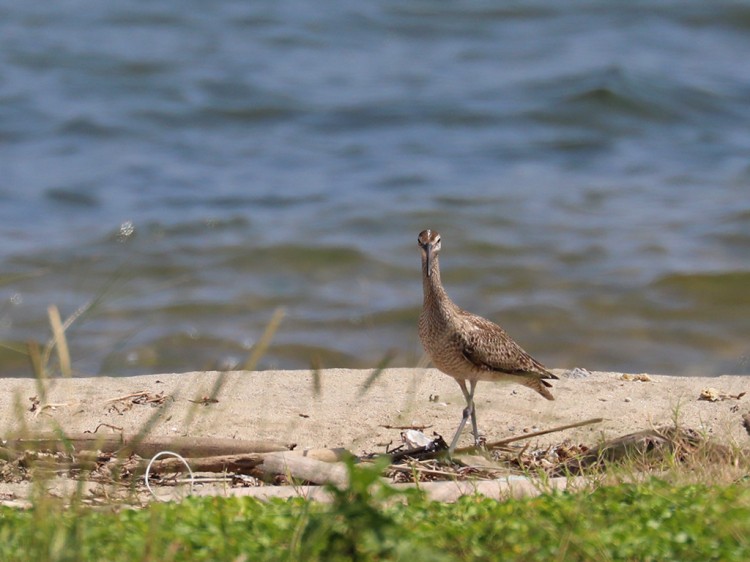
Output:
[{"xmin": 1, "ymin": 468, "xmax": 749, "ymax": 561}]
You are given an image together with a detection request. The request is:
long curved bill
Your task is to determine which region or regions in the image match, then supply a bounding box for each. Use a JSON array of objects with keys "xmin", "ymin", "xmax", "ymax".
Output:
[{"xmin": 425, "ymin": 245, "xmax": 432, "ymax": 277}]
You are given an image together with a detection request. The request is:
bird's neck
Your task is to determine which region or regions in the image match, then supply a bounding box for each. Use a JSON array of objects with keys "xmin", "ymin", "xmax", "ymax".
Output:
[{"xmin": 421, "ymin": 255, "xmax": 450, "ymax": 309}]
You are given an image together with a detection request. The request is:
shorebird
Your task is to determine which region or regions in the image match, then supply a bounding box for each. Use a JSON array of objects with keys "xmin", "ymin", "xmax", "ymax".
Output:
[{"xmin": 417, "ymin": 229, "xmax": 558, "ymax": 453}]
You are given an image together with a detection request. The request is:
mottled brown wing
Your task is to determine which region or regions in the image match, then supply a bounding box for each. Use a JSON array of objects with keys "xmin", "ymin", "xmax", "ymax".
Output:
[{"xmin": 457, "ymin": 313, "xmax": 558, "ymax": 381}]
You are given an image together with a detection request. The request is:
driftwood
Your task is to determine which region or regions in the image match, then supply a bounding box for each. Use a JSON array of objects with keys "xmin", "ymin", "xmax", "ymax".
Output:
[
  {"xmin": 291, "ymin": 447, "xmax": 350, "ymax": 463},
  {"xmin": 137, "ymin": 448, "xmax": 351, "ymax": 476},
  {"xmin": 261, "ymin": 452, "xmax": 349, "ymax": 487},
  {"xmin": 136, "ymin": 453, "xmax": 268, "ymax": 475},
  {"xmin": 1, "ymin": 433, "xmax": 292, "ymax": 459},
  {"xmin": 17, "ymin": 456, "xmax": 100, "ymax": 473},
  {"xmin": 1, "ymin": 432, "xmax": 349, "ymax": 481},
  {"xmin": 4, "ymin": 420, "xmax": 746, "ymax": 496},
  {"xmin": 188, "ymin": 475, "xmax": 574, "ymax": 503}
]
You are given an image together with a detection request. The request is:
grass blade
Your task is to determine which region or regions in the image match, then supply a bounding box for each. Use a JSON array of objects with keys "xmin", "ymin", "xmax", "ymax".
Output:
[
  {"xmin": 47, "ymin": 305, "xmax": 72, "ymax": 377},
  {"xmin": 358, "ymin": 350, "xmax": 396, "ymax": 398},
  {"xmin": 242, "ymin": 307, "xmax": 285, "ymax": 371}
]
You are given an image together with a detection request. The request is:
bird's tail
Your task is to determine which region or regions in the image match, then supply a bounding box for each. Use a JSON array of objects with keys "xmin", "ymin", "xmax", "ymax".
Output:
[{"xmin": 523, "ymin": 372, "xmax": 557, "ymax": 401}]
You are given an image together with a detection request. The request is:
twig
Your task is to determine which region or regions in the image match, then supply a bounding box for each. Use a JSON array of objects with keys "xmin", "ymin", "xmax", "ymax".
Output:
[
  {"xmin": 92, "ymin": 423, "xmax": 124, "ymax": 433},
  {"xmin": 454, "ymin": 417, "xmax": 605, "ymax": 454},
  {"xmin": 34, "ymin": 402, "xmax": 72, "ymax": 418},
  {"xmin": 104, "ymin": 391, "xmax": 149, "ymax": 403},
  {"xmin": 389, "ymin": 464, "xmax": 467, "ymax": 479}
]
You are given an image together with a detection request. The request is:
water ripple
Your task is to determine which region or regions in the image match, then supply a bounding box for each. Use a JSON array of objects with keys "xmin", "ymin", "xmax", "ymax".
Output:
[{"xmin": 1, "ymin": 1, "xmax": 749, "ymax": 377}]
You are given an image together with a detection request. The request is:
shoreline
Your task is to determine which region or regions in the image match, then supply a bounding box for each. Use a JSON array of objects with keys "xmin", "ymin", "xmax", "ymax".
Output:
[{"xmin": 3, "ymin": 368, "xmax": 749, "ymax": 453}]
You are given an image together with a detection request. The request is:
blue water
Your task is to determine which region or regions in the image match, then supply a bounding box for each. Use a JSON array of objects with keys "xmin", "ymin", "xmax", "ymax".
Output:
[{"xmin": 1, "ymin": 1, "xmax": 749, "ymax": 377}]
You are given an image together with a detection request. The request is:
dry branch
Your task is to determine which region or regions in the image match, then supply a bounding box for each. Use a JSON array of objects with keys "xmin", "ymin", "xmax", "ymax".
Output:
[
  {"xmin": 454, "ymin": 417, "xmax": 604, "ymax": 454},
  {"xmin": 261, "ymin": 452, "xmax": 348, "ymax": 487},
  {"xmin": 2, "ymin": 433, "xmax": 292, "ymax": 459},
  {"xmin": 104, "ymin": 391, "xmax": 167, "ymax": 406},
  {"xmin": 135, "ymin": 452, "xmax": 268, "ymax": 475},
  {"xmin": 292, "ymin": 447, "xmax": 350, "ymax": 463},
  {"xmin": 103, "ymin": 391, "xmax": 152, "ymax": 403}
]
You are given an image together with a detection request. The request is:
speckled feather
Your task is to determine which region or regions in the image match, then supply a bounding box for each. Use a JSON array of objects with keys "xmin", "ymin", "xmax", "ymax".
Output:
[{"xmin": 417, "ymin": 229, "xmax": 557, "ymax": 400}]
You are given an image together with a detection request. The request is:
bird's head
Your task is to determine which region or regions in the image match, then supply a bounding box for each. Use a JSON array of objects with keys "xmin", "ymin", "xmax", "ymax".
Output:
[{"xmin": 417, "ymin": 229, "xmax": 441, "ymax": 277}]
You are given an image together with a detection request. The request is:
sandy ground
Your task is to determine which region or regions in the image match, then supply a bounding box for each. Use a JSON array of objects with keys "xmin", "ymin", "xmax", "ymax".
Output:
[
  {"xmin": 2, "ymin": 368, "xmax": 749, "ymax": 453},
  {"xmin": 2, "ymin": 368, "xmax": 749, "ymax": 504}
]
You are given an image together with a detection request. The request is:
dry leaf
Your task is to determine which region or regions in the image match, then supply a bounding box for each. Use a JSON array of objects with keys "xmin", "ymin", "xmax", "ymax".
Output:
[
  {"xmin": 620, "ymin": 373, "xmax": 652, "ymax": 382},
  {"xmin": 699, "ymin": 388, "xmax": 746, "ymax": 402}
]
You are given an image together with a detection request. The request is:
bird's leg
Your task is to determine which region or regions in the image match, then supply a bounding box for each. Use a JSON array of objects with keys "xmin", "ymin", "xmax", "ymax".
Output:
[
  {"xmin": 448, "ymin": 380, "xmax": 475, "ymax": 454},
  {"xmin": 467, "ymin": 379, "xmax": 479, "ymax": 446}
]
